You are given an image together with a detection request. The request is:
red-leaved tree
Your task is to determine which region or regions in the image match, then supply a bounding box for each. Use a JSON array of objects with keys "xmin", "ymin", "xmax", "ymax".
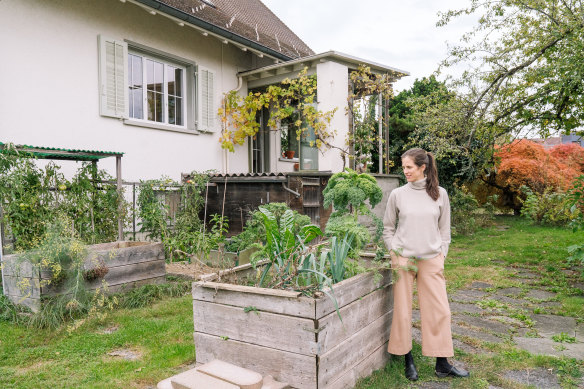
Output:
[
  {"xmin": 549, "ymin": 143, "xmax": 584, "ymax": 173},
  {"xmin": 473, "ymin": 140, "xmax": 580, "ymax": 213}
]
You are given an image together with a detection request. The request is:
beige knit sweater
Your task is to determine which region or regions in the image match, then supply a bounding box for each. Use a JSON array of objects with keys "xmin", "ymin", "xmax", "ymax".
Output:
[{"xmin": 382, "ymin": 178, "xmax": 451, "ymax": 259}]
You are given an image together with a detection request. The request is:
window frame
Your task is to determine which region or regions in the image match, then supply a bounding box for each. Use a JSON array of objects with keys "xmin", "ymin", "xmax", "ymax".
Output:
[{"xmin": 126, "ymin": 51, "xmax": 187, "ymax": 129}]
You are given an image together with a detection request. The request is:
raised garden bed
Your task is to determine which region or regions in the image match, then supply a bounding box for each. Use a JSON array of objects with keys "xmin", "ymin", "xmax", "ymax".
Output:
[
  {"xmin": 2, "ymin": 241, "xmax": 165, "ymax": 312},
  {"xmin": 192, "ymin": 262, "xmax": 393, "ymax": 389}
]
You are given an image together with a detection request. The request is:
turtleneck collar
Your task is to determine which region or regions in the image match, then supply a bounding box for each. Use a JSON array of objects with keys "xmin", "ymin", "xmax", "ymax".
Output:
[{"xmin": 407, "ymin": 177, "xmax": 427, "ymax": 190}]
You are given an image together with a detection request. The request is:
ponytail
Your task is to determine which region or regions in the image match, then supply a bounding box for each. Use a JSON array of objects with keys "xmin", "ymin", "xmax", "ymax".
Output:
[
  {"xmin": 401, "ymin": 148, "xmax": 441, "ymax": 201},
  {"xmin": 425, "ymin": 152, "xmax": 440, "ymax": 201}
]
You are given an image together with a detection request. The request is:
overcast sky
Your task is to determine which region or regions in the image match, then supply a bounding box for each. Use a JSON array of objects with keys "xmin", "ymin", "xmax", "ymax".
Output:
[{"xmin": 262, "ymin": 0, "xmax": 476, "ymax": 92}]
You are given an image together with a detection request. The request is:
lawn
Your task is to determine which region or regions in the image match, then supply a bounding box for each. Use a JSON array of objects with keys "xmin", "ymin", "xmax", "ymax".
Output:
[{"xmin": 0, "ymin": 216, "xmax": 582, "ymax": 388}]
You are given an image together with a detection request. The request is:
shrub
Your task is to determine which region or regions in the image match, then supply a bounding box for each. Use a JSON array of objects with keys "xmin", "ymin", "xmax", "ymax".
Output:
[
  {"xmin": 520, "ymin": 187, "xmax": 578, "ymax": 226},
  {"xmin": 450, "ymin": 186, "xmax": 496, "ymax": 236}
]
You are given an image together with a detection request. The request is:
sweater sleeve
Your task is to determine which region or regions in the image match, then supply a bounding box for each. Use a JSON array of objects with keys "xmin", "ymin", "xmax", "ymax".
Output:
[
  {"xmin": 438, "ymin": 188, "xmax": 451, "ymax": 258},
  {"xmin": 382, "ymin": 190, "xmax": 398, "ymax": 254}
]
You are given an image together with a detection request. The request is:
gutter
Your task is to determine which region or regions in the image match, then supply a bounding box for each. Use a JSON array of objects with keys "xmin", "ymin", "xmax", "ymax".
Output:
[{"xmin": 133, "ymin": 0, "xmax": 294, "ymax": 62}]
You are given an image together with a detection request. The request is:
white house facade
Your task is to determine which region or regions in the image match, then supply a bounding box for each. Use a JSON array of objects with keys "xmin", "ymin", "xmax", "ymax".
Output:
[{"xmin": 0, "ymin": 0, "xmax": 408, "ymax": 181}]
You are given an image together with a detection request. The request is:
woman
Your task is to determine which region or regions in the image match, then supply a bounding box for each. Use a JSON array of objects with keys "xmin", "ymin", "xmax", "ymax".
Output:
[{"xmin": 383, "ymin": 148, "xmax": 469, "ymax": 381}]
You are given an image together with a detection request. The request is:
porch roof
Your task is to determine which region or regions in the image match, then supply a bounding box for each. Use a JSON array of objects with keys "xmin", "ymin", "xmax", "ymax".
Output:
[
  {"xmin": 238, "ymin": 50, "xmax": 410, "ymax": 80},
  {"xmin": 0, "ymin": 142, "xmax": 123, "ymax": 162}
]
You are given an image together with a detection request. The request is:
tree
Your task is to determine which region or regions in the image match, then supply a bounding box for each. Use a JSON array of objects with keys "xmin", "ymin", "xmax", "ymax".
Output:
[
  {"xmin": 473, "ymin": 140, "xmax": 580, "ymax": 213},
  {"xmin": 549, "ymin": 143, "xmax": 584, "ymax": 173},
  {"xmin": 439, "ymin": 0, "xmax": 584, "ymax": 143}
]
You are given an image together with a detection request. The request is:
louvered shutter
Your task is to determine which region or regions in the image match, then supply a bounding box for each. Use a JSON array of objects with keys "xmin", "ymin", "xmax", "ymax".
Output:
[
  {"xmin": 197, "ymin": 66, "xmax": 216, "ymax": 132},
  {"xmin": 98, "ymin": 35, "xmax": 129, "ymax": 119}
]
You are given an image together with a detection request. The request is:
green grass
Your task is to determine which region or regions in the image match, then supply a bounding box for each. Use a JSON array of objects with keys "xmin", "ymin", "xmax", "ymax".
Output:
[{"xmin": 1, "ymin": 216, "xmax": 583, "ymax": 388}]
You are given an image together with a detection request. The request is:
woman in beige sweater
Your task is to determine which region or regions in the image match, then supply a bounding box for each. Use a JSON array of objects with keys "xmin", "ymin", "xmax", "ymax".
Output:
[{"xmin": 383, "ymin": 148, "xmax": 469, "ymax": 381}]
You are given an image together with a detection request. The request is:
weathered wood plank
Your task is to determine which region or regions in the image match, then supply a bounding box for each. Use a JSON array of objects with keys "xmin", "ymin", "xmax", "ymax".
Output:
[
  {"xmin": 194, "ymin": 332, "xmax": 317, "ymax": 389},
  {"xmin": 197, "ymin": 260, "xmax": 269, "ymax": 282},
  {"xmin": 104, "ymin": 275, "xmax": 166, "ymax": 294},
  {"xmin": 318, "ymin": 311, "xmax": 392, "ymax": 387},
  {"xmin": 192, "ymin": 285, "xmax": 316, "ymax": 318},
  {"xmin": 3, "ymin": 275, "xmax": 41, "ymax": 298},
  {"xmin": 39, "ymin": 259, "xmax": 166, "ymax": 294},
  {"xmin": 316, "ymin": 270, "xmax": 391, "ymax": 319},
  {"xmin": 324, "ymin": 342, "xmax": 390, "ymax": 389},
  {"xmin": 91, "ymin": 242, "xmax": 164, "ymax": 268},
  {"xmin": 317, "ymin": 284, "xmax": 392, "ymax": 355},
  {"xmin": 198, "ymin": 282, "xmax": 302, "ymax": 298},
  {"xmin": 193, "ymin": 300, "xmax": 318, "ymax": 355}
]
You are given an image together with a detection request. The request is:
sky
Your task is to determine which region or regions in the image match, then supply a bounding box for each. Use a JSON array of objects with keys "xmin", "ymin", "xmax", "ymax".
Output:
[{"xmin": 262, "ymin": 0, "xmax": 476, "ymax": 92}]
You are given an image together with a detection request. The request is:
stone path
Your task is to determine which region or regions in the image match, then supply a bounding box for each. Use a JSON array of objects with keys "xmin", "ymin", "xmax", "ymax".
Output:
[{"xmin": 410, "ymin": 264, "xmax": 583, "ymax": 388}]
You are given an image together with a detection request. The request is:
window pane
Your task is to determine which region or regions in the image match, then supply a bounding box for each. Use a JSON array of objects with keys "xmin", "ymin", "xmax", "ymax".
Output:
[
  {"xmin": 147, "ymin": 90, "xmax": 163, "ymax": 123},
  {"xmin": 146, "ymin": 59, "xmax": 163, "ymax": 93},
  {"xmin": 174, "ymin": 68, "xmax": 182, "ymax": 97},
  {"xmin": 169, "ymin": 96, "xmax": 176, "ymax": 125},
  {"xmin": 167, "ymin": 66, "xmax": 175, "ymax": 96},
  {"xmin": 128, "ymin": 55, "xmax": 143, "ymax": 119}
]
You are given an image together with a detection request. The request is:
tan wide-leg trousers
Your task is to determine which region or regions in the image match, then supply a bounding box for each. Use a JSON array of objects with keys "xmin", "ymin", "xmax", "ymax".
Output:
[{"xmin": 387, "ymin": 253, "xmax": 454, "ymax": 357}]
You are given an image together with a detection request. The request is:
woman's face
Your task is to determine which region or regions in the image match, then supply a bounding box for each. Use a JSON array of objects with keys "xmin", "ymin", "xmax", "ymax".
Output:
[{"xmin": 402, "ymin": 156, "xmax": 426, "ymax": 182}]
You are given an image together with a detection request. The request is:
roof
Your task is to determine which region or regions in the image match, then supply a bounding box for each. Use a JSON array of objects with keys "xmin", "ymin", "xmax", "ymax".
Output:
[
  {"xmin": 133, "ymin": 0, "xmax": 314, "ymax": 60},
  {"xmin": 0, "ymin": 142, "xmax": 123, "ymax": 161},
  {"xmin": 239, "ymin": 50, "xmax": 410, "ymax": 79}
]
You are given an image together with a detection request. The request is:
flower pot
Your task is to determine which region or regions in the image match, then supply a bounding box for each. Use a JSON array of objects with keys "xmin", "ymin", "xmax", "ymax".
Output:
[
  {"xmin": 293, "ymin": 162, "xmax": 299, "ymax": 171},
  {"xmin": 285, "ymin": 150, "xmax": 295, "ymax": 159}
]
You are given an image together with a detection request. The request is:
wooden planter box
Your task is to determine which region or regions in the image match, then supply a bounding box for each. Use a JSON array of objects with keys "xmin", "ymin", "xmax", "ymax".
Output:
[
  {"xmin": 1, "ymin": 241, "xmax": 165, "ymax": 312},
  {"xmin": 192, "ymin": 265, "xmax": 393, "ymax": 389}
]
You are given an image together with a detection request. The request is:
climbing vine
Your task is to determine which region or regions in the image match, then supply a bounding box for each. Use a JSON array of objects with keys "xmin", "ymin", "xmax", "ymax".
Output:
[{"xmin": 218, "ymin": 68, "xmax": 337, "ymax": 152}]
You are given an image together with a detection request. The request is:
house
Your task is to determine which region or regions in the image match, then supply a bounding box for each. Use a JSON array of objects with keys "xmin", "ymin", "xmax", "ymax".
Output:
[{"xmin": 0, "ymin": 0, "xmax": 408, "ymax": 182}]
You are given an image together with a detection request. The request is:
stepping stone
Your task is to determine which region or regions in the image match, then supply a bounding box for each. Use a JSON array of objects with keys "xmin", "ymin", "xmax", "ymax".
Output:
[
  {"xmin": 531, "ymin": 314, "xmax": 576, "ymax": 337},
  {"xmin": 487, "ymin": 315, "xmax": 524, "ymax": 327},
  {"xmin": 514, "ymin": 337, "xmax": 584, "ymax": 359},
  {"xmin": 525, "ymin": 289, "xmax": 557, "ymax": 300},
  {"xmin": 503, "ymin": 368, "xmax": 560, "ymax": 389},
  {"xmin": 470, "ymin": 281, "xmax": 493, "ymax": 290},
  {"xmin": 489, "ymin": 294, "xmax": 526, "ymax": 307},
  {"xmin": 171, "ymin": 370, "xmax": 240, "ymax": 389},
  {"xmin": 261, "ymin": 375, "xmax": 290, "ymax": 389},
  {"xmin": 496, "ymin": 287, "xmax": 522, "ymax": 297},
  {"xmin": 450, "ymin": 289, "xmax": 489, "ymax": 303},
  {"xmin": 453, "ymin": 314, "xmax": 511, "ymax": 336},
  {"xmin": 197, "ymin": 360, "xmax": 263, "ymax": 389},
  {"xmin": 449, "ymin": 302, "xmax": 484, "ymax": 315},
  {"xmin": 451, "ymin": 323, "xmax": 504, "ymax": 344}
]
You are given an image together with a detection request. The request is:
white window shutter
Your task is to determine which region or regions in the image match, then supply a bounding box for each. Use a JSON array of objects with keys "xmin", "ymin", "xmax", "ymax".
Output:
[
  {"xmin": 98, "ymin": 35, "xmax": 129, "ymax": 119},
  {"xmin": 197, "ymin": 66, "xmax": 216, "ymax": 132}
]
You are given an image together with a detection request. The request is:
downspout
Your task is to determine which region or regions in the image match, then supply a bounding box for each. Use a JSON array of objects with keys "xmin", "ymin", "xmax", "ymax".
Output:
[{"xmin": 282, "ymin": 180, "xmax": 301, "ymax": 198}]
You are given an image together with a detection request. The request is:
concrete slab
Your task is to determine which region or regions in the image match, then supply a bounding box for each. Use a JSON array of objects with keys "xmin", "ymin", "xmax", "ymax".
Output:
[
  {"xmin": 451, "ymin": 323, "xmax": 504, "ymax": 344},
  {"xmin": 514, "ymin": 337, "xmax": 584, "ymax": 359},
  {"xmin": 469, "ymin": 281, "xmax": 493, "ymax": 290},
  {"xmin": 452, "ymin": 314, "xmax": 511, "ymax": 336},
  {"xmin": 487, "ymin": 315, "xmax": 525, "ymax": 327},
  {"xmin": 261, "ymin": 375, "xmax": 290, "ymax": 389},
  {"xmin": 197, "ymin": 359, "xmax": 263, "ymax": 389},
  {"xmin": 525, "ymin": 289, "xmax": 557, "ymax": 300},
  {"xmin": 503, "ymin": 368, "xmax": 560, "ymax": 389},
  {"xmin": 171, "ymin": 369, "xmax": 240, "ymax": 389},
  {"xmin": 496, "ymin": 287, "xmax": 522, "ymax": 297},
  {"xmin": 531, "ymin": 314, "xmax": 577, "ymax": 337},
  {"xmin": 449, "ymin": 302, "xmax": 485, "ymax": 315},
  {"xmin": 450, "ymin": 289, "xmax": 489, "ymax": 303}
]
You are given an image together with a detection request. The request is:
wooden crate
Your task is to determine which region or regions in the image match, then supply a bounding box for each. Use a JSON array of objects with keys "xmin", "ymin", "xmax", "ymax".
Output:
[
  {"xmin": 192, "ymin": 267, "xmax": 393, "ymax": 389},
  {"xmin": 2, "ymin": 241, "xmax": 165, "ymax": 312}
]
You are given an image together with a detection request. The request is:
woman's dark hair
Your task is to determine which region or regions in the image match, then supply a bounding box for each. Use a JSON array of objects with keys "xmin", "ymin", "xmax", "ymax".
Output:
[{"xmin": 401, "ymin": 148, "xmax": 440, "ymax": 201}]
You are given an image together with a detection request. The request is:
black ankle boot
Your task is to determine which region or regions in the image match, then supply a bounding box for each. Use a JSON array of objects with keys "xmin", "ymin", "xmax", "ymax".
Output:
[
  {"xmin": 435, "ymin": 357, "xmax": 469, "ymax": 378},
  {"xmin": 404, "ymin": 351, "xmax": 418, "ymax": 381}
]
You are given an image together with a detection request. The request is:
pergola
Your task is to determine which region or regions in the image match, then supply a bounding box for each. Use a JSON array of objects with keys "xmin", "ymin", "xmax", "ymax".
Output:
[{"xmin": 0, "ymin": 142, "xmax": 125, "ymax": 243}]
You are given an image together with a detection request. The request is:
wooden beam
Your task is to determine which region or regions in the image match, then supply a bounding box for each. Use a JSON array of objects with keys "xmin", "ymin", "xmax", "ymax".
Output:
[{"xmin": 116, "ymin": 155, "xmax": 124, "ymax": 241}]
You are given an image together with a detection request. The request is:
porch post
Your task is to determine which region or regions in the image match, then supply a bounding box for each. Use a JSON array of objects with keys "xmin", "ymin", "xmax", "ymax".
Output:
[
  {"xmin": 378, "ymin": 93, "xmax": 383, "ymax": 174},
  {"xmin": 116, "ymin": 155, "xmax": 124, "ymax": 241}
]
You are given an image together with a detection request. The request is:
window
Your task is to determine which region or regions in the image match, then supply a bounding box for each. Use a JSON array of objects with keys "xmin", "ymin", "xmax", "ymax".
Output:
[
  {"xmin": 98, "ymin": 35, "xmax": 216, "ymax": 133},
  {"xmin": 279, "ymin": 109, "xmax": 318, "ymax": 170},
  {"xmin": 128, "ymin": 53, "xmax": 185, "ymax": 127}
]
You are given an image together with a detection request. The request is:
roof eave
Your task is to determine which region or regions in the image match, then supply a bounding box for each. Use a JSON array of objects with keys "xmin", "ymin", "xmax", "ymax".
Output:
[
  {"xmin": 133, "ymin": 0, "xmax": 295, "ymax": 62},
  {"xmin": 239, "ymin": 50, "xmax": 410, "ymax": 78}
]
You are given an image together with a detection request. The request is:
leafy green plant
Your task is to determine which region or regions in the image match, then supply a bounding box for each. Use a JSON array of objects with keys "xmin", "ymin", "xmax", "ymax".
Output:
[
  {"xmin": 323, "ymin": 169, "xmax": 383, "ymax": 254},
  {"xmin": 327, "ymin": 233, "xmax": 355, "ymax": 283},
  {"xmin": 552, "ymin": 332, "xmax": 577, "ymax": 343},
  {"xmin": 450, "ymin": 186, "xmax": 496, "ymax": 236},
  {"xmin": 227, "ymin": 202, "xmax": 311, "ymax": 252},
  {"xmin": 520, "ymin": 186, "xmax": 578, "ymax": 226}
]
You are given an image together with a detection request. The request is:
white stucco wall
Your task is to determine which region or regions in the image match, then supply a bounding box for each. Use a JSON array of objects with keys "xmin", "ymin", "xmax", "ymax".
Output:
[
  {"xmin": 316, "ymin": 61, "xmax": 349, "ymax": 173},
  {"xmin": 0, "ymin": 0, "xmax": 266, "ymax": 181}
]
